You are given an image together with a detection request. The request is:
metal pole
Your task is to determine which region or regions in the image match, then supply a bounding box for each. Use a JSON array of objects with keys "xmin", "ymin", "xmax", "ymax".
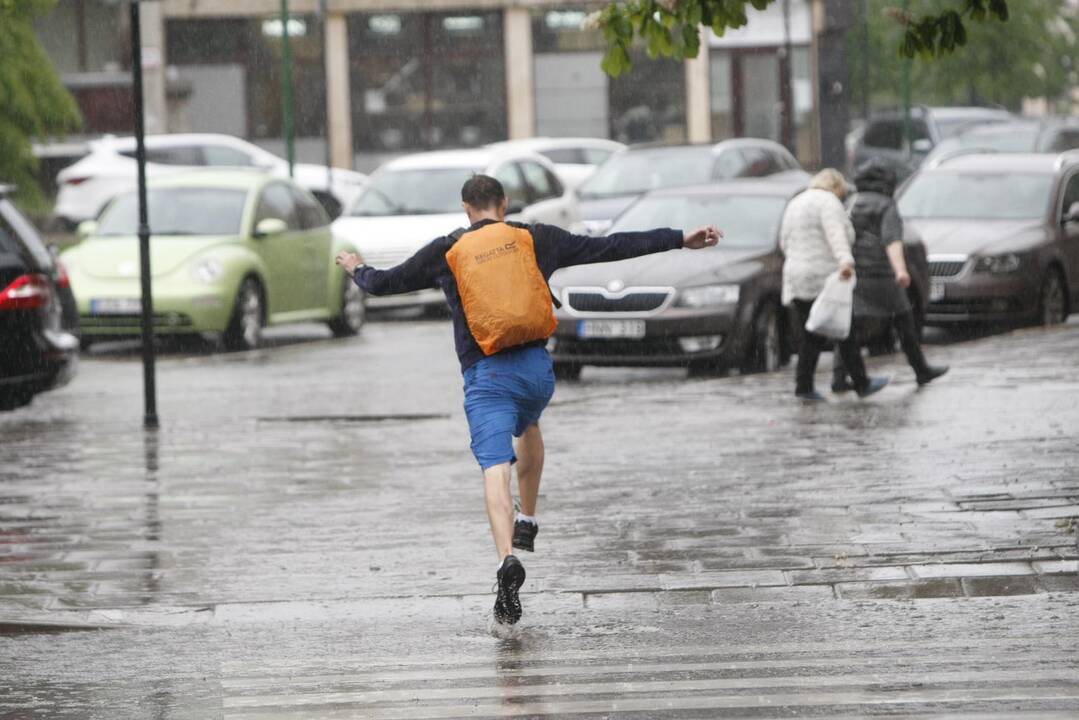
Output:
[
  {"xmin": 280, "ymin": 0, "xmax": 295, "ymax": 177},
  {"xmin": 130, "ymin": 0, "xmax": 158, "ymax": 429},
  {"xmin": 319, "ymin": 0, "xmax": 333, "ymax": 195},
  {"xmin": 860, "ymin": 0, "xmax": 870, "ymax": 120},
  {"xmin": 900, "ymin": 0, "xmax": 912, "ymax": 152}
]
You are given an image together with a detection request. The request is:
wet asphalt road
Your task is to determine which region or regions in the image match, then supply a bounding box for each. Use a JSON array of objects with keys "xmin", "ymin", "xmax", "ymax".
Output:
[{"xmin": 1, "ymin": 318, "xmax": 1078, "ymax": 718}]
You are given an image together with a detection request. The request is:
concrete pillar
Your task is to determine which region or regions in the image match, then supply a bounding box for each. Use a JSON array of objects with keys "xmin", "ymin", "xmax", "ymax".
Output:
[
  {"xmin": 685, "ymin": 28, "xmax": 711, "ymax": 143},
  {"xmin": 324, "ymin": 12, "xmax": 354, "ymax": 169},
  {"xmin": 139, "ymin": 1, "xmax": 168, "ymax": 134},
  {"xmin": 503, "ymin": 8, "xmax": 535, "ymax": 140}
]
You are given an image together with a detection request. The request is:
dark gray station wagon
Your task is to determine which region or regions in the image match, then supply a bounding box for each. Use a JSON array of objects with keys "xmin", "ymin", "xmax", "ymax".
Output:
[{"xmin": 898, "ymin": 152, "xmax": 1079, "ymax": 327}]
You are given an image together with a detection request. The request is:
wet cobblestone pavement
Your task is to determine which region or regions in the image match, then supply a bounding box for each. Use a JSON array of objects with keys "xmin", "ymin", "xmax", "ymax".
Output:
[{"xmin": 2, "ymin": 320, "xmax": 1078, "ymax": 717}]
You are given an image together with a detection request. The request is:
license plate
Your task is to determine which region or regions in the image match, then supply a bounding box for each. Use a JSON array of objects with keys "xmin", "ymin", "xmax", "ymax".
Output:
[
  {"xmin": 91, "ymin": 298, "xmax": 142, "ymax": 315},
  {"xmin": 929, "ymin": 279, "xmax": 946, "ymax": 302},
  {"xmin": 577, "ymin": 319, "xmax": 646, "ymax": 339}
]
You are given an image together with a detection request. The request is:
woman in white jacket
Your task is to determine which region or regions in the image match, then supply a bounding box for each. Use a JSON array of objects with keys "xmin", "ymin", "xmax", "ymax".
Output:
[{"xmin": 779, "ymin": 169, "xmax": 888, "ymax": 401}]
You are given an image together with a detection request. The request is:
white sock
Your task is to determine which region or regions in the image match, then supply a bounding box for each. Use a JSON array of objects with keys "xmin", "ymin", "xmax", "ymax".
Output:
[{"xmin": 516, "ymin": 512, "xmax": 537, "ymax": 525}]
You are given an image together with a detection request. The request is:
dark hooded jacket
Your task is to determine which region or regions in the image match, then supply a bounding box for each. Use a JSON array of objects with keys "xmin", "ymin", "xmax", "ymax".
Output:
[{"xmin": 846, "ymin": 159, "xmax": 911, "ymax": 317}]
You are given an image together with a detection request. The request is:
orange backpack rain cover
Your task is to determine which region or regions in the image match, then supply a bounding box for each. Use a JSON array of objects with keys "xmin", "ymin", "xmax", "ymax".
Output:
[{"xmin": 446, "ymin": 223, "xmax": 558, "ymax": 356}]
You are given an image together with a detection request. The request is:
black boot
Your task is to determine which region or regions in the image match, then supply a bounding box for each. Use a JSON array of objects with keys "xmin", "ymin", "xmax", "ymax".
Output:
[{"xmin": 917, "ymin": 365, "xmax": 949, "ymax": 386}]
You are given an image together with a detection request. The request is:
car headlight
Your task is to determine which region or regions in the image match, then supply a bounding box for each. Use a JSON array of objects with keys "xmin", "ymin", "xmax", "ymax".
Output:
[
  {"xmin": 677, "ymin": 284, "xmax": 740, "ymax": 308},
  {"xmin": 973, "ymin": 253, "xmax": 1022, "ymax": 274},
  {"xmin": 191, "ymin": 258, "xmax": 224, "ymax": 284}
]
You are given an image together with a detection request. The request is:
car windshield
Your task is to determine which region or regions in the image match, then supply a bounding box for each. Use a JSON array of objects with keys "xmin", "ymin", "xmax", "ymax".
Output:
[
  {"xmin": 348, "ymin": 167, "xmax": 478, "ymax": 216},
  {"xmin": 97, "ymin": 188, "xmax": 248, "ymax": 236},
  {"xmin": 577, "ymin": 149, "xmax": 714, "ymax": 199},
  {"xmin": 611, "ymin": 195, "xmax": 788, "ymax": 249},
  {"xmin": 898, "ymin": 172, "xmax": 1052, "ymax": 220}
]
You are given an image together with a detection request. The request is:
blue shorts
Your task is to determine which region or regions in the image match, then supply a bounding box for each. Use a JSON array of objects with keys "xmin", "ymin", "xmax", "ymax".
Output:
[{"xmin": 463, "ymin": 346, "xmax": 556, "ymax": 470}]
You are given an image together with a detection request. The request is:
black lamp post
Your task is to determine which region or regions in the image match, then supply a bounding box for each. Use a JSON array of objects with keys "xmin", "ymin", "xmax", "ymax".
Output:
[{"xmin": 129, "ymin": 0, "xmax": 158, "ymax": 429}]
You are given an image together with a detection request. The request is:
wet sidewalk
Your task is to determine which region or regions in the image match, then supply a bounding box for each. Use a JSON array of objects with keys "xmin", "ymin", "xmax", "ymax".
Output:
[{"xmin": 2, "ymin": 320, "xmax": 1078, "ymax": 717}]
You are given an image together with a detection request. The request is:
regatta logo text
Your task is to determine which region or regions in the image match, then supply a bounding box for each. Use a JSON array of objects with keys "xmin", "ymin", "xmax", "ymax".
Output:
[{"xmin": 473, "ymin": 240, "xmax": 518, "ymax": 264}]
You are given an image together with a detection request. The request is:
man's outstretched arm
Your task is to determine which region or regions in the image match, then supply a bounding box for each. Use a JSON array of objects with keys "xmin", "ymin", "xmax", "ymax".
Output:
[
  {"xmin": 535, "ymin": 224, "xmax": 721, "ymax": 274},
  {"xmin": 335, "ymin": 238, "xmax": 444, "ymax": 296}
]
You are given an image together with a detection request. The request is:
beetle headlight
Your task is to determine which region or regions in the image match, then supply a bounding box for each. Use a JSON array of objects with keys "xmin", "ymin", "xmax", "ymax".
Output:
[
  {"xmin": 191, "ymin": 258, "xmax": 224, "ymax": 284},
  {"xmin": 973, "ymin": 253, "xmax": 1022, "ymax": 274},
  {"xmin": 677, "ymin": 284, "xmax": 740, "ymax": 308}
]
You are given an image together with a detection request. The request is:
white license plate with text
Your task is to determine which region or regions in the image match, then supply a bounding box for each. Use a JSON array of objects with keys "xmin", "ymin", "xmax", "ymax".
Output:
[
  {"xmin": 577, "ymin": 319, "xmax": 646, "ymax": 339},
  {"xmin": 91, "ymin": 298, "xmax": 142, "ymax": 315},
  {"xmin": 929, "ymin": 279, "xmax": 946, "ymax": 303}
]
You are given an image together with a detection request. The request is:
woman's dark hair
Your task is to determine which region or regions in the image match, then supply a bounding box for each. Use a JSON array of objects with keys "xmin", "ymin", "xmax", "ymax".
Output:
[{"xmin": 461, "ymin": 174, "xmax": 505, "ymax": 210}]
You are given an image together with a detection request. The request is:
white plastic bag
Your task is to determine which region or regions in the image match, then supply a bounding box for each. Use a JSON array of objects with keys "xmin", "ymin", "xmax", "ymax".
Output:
[{"xmin": 805, "ymin": 271, "xmax": 856, "ymax": 340}]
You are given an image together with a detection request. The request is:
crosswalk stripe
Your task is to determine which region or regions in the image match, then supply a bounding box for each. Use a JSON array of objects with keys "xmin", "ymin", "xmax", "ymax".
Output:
[
  {"xmin": 223, "ymin": 686, "xmax": 1079, "ymax": 719},
  {"xmin": 222, "ymin": 670, "xmax": 1079, "ymax": 709}
]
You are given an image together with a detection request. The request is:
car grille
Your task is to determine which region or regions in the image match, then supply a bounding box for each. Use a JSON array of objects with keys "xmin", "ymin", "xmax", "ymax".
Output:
[
  {"xmin": 928, "ymin": 260, "xmax": 967, "ymax": 277},
  {"xmin": 565, "ymin": 290, "xmax": 671, "ymax": 313},
  {"xmin": 81, "ymin": 313, "xmax": 193, "ymax": 330}
]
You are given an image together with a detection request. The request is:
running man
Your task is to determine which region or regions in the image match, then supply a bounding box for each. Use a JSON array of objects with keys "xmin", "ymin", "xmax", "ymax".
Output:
[{"xmin": 335, "ymin": 175, "xmax": 721, "ymax": 625}]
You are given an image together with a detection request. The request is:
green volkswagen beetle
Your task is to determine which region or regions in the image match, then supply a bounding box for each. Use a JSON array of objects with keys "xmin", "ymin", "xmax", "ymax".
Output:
[{"xmin": 62, "ymin": 171, "xmax": 366, "ymax": 350}]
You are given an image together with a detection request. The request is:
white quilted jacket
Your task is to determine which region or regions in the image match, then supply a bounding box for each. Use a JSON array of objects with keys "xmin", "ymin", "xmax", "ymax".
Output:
[{"xmin": 779, "ymin": 188, "xmax": 856, "ymax": 305}]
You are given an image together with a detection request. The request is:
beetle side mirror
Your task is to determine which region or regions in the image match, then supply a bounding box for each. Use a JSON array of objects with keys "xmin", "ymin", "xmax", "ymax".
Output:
[
  {"xmin": 76, "ymin": 220, "xmax": 98, "ymax": 239},
  {"xmin": 254, "ymin": 217, "xmax": 287, "ymax": 238},
  {"xmin": 910, "ymin": 138, "xmax": 933, "ymax": 155},
  {"xmin": 1064, "ymin": 201, "xmax": 1079, "ymax": 225},
  {"xmin": 506, "ymin": 203, "xmax": 526, "ymax": 216}
]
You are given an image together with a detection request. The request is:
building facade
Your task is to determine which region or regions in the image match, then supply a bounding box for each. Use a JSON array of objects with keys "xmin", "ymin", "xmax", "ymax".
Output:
[{"xmin": 37, "ymin": 0, "xmax": 823, "ymax": 172}]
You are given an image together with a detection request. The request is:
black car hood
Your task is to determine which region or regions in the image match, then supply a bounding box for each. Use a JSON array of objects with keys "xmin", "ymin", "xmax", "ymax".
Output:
[
  {"xmin": 550, "ymin": 246, "xmax": 772, "ymax": 289},
  {"xmin": 905, "ymin": 218, "xmax": 1047, "ymax": 256},
  {"xmin": 578, "ymin": 194, "xmax": 641, "ymax": 222}
]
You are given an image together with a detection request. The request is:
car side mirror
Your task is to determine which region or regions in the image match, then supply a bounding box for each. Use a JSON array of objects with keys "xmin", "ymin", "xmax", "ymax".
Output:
[
  {"xmin": 76, "ymin": 220, "xmax": 98, "ymax": 239},
  {"xmin": 1064, "ymin": 201, "xmax": 1079, "ymax": 225},
  {"xmin": 910, "ymin": 138, "xmax": 933, "ymax": 155},
  {"xmin": 254, "ymin": 217, "xmax": 287, "ymax": 238},
  {"xmin": 506, "ymin": 202, "xmax": 526, "ymax": 216}
]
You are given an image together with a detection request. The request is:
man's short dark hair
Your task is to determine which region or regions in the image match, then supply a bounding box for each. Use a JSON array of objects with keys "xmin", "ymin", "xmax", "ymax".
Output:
[{"xmin": 461, "ymin": 174, "xmax": 505, "ymax": 210}]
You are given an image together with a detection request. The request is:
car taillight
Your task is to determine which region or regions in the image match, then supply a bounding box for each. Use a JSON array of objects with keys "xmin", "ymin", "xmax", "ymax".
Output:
[
  {"xmin": 0, "ymin": 274, "xmax": 51, "ymax": 311},
  {"xmin": 55, "ymin": 260, "xmax": 71, "ymax": 289},
  {"xmin": 62, "ymin": 176, "xmax": 91, "ymax": 186}
]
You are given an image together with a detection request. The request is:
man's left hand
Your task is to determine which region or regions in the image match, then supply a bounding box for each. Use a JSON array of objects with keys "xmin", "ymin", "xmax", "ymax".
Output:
[
  {"xmin": 335, "ymin": 251, "xmax": 364, "ymax": 274},
  {"xmin": 683, "ymin": 225, "xmax": 722, "ymax": 249}
]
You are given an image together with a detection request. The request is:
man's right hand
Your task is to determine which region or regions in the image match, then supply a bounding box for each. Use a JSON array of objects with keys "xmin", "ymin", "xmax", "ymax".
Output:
[
  {"xmin": 839, "ymin": 261, "xmax": 854, "ymax": 281},
  {"xmin": 335, "ymin": 251, "xmax": 365, "ymax": 274},
  {"xmin": 683, "ymin": 225, "xmax": 722, "ymax": 249}
]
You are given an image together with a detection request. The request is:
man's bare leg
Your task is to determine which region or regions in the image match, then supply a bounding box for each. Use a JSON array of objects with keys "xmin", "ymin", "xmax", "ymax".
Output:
[
  {"xmin": 483, "ymin": 462, "xmax": 514, "ymax": 560},
  {"xmin": 516, "ymin": 423, "xmax": 544, "ymax": 517}
]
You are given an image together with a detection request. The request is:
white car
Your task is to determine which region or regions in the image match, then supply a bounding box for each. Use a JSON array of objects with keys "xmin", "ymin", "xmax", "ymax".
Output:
[
  {"xmin": 332, "ymin": 147, "xmax": 580, "ymax": 310},
  {"xmin": 54, "ymin": 133, "xmax": 367, "ymax": 228},
  {"xmin": 486, "ymin": 137, "xmax": 625, "ymax": 190}
]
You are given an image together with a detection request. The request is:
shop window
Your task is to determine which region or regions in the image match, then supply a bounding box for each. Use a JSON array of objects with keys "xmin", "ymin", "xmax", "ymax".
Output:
[{"xmin": 347, "ymin": 11, "xmax": 506, "ymax": 152}]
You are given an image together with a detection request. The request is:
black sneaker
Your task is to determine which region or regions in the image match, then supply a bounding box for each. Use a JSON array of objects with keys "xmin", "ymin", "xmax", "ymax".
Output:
[
  {"xmin": 917, "ymin": 365, "xmax": 949, "ymax": 386},
  {"xmin": 512, "ymin": 519, "xmax": 538, "ymax": 552},
  {"xmin": 493, "ymin": 555, "xmax": 526, "ymax": 625}
]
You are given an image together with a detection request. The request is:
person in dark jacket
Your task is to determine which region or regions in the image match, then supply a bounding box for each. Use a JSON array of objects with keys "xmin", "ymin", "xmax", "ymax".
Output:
[
  {"xmin": 832, "ymin": 159, "xmax": 948, "ymax": 391},
  {"xmin": 335, "ymin": 175, "xmax": 721, "ymax": 627}
]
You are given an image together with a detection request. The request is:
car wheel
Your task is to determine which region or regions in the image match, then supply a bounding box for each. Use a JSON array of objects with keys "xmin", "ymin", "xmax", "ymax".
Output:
[
  {"xmin": 1039, "ymin": 268, "xmax": 1067, "ymax": 326},
  {"xmin": 223, "ymin": 277, "xmax": 264, "ymax": 351},
  {"xmin": 553, "ymin": 361, "xmax": 582, "ymax": 381},
  {"xmin": 328, "ymin": 278, "xmax": 366, "ymax": 337},
  {"xmin": 78, "ymin": 335, "xmax": 94, "ymax": 352},
  {"xmin": 741, "ymin": 301, "xmax": 782, "ymax": 374}
]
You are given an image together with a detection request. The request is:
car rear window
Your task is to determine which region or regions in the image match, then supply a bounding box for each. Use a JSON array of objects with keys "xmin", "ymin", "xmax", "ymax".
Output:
[
  {"xmin": 0, "ymin": 202, "xmax": 53, "ymax": 271},
  {"xmin": 577, "ymin": 148, "xmax": 714, "ymax": 199},
  {"xmin": 97, "ymin": 188, "xmax": 249, "ymax": 236},
  {"xmin": 540, "ymin": 148, "xmax": 584, "ymax": 164}
]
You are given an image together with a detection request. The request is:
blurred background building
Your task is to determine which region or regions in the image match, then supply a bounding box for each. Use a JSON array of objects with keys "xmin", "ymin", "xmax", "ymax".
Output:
[{"xmin": 34, "ymin": 0, "xmax": 822, "ymax": 171}]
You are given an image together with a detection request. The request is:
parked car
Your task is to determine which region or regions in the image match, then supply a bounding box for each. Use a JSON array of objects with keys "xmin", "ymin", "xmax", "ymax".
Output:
[
  {"xmin": 61, "ymin": 171, "xmax": 366, "ymax": 351},
  {"xmin": 486, "ymin": 137, "xmax": 626, "ymax": 189},
  {"xmin": 0, "ymin": 185, "xmax": 79, "ymax": 410},
  {"xmin": 923, "ymin": 117, "xmax": 1079, "ymax": 168},
  {"xmin": 573, "ymin": 140, "xmax": 804, "ymax": 237},
  {"xmin": 850, "ymin": 106, "xmax": 1014, "ymax": 179},
  {"xmin": 54, "ymin": 133, "xmax": 368, "ymax": 228},
  {"xmin": 897, "ymin": 151, "xmax": 1079, "ymax": 327},
  {"xmin": 547, "ymin": 176, "xmax": 806, "ymax": 378},
  {"xmin": 332, "ymin": 147, "xmax": 579, "ymax": 311}
]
